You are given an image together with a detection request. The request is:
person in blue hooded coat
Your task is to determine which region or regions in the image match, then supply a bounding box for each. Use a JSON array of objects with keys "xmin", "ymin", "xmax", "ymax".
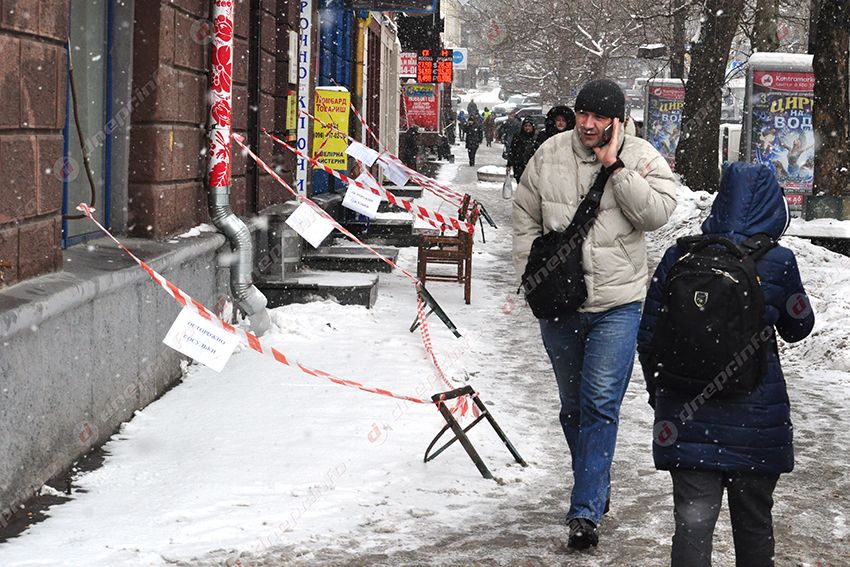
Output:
[{"xmin": 638, "ymin": 162, "xmax": 815, "ymax": 567}]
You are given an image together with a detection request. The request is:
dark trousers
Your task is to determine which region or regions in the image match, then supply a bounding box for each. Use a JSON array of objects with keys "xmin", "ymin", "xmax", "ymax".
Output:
[
  {"xmin": 467, "ymin": 147, "xmax": 478, "ymax": 166},
  {"xmin": 670, "ymin": 470, "xmax": 779, "ymax": 567}
]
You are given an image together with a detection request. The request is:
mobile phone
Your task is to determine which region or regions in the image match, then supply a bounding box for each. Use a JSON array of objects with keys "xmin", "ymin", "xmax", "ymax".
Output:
[{"xmin": 599, "ymin": 122, "xmax": 614, "ymax": 147}]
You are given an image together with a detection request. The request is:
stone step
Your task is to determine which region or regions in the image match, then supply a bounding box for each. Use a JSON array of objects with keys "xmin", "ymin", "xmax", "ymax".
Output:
[
  {"xmin": 302, "ymin": 246, "xmax": 399, "ymax": 273},
  {"xmin": 341, "ymin": 216, "xmax": 420, "ymax": 248},
  {"xmin": 378, "ymin": 200, "xmax": 407, "ymax": 213},
  {"xmin": 258, "ymin": 271, "xmax": 379, "ymax": 309},
  {"xmin": 381, "ymin": 186, "xmax": 423, "ymax": 200}
]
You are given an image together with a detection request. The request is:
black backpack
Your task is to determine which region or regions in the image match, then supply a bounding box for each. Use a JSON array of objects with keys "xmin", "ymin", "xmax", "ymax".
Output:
[{"xmin": 651, "ymin": 234, "xmax": 776, "ymax": 398}]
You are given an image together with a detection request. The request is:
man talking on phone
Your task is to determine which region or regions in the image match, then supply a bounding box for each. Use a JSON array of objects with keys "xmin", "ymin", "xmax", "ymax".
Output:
[{"xmin": 512, "ymin": 79, "xmax": 678, "ymax": 549}]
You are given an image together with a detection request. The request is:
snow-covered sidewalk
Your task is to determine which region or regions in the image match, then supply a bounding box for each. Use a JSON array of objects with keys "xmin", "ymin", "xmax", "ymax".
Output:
[{"xmin": 0, "ymin": 144, "xmax": 847, "ymax": 566}]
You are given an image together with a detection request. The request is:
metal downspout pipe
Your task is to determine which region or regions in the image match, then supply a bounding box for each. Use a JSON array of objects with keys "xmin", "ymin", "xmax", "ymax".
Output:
[{"xmin": 208, "ymin": 0, "xmax": 270, "ymax": 336}]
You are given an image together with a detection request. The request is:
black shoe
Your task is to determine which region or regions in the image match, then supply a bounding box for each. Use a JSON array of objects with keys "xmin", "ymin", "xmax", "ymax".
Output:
[{"xmin": 567, "ymin": 518, "xmax": 598, "ymax": 550}]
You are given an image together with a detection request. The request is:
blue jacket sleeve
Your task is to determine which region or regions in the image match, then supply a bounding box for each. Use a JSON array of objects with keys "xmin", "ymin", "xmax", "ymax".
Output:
[
  {"xmin": 638, "ymin": 245, "xmax": 681, "ymax": 407},
  {"xmin": 774, "ymin": 251, "xmax": 815, "ymax": 343}
]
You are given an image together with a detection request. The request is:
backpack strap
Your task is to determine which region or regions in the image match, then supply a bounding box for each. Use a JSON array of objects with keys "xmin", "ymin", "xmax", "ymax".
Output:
[{"xmin": 741, "ymin": 233, "xmax": 777, "ymax": 261}]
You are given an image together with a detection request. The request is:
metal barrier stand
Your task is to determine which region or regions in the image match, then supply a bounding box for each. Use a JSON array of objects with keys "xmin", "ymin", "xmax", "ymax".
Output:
[{"xmin": 424, "ymin": 385, "xmax": 527, "ymax": 480}]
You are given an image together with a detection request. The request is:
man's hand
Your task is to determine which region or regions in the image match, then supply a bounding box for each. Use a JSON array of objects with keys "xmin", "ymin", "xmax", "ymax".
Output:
[{"xmin": 593, "ymin": 118, "xmax": 620, "ymax": 167}]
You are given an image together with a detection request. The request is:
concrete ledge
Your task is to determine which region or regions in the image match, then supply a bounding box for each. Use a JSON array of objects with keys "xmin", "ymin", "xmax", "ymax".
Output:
[{"xmin": 0, "ymin": 231, "xmax": 228, "ymax": 518}]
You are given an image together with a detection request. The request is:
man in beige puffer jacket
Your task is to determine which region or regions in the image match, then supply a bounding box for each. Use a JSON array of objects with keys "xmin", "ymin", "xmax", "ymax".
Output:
[{"xmin": 512, "ymin": 79, "xmax": 678, "ymax": 550}]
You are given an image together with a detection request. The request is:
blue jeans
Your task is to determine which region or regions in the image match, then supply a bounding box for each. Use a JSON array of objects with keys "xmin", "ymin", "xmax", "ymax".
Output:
[{"xmin": 539, "ymin": 302, "xmax": 641, "ymax": 524}]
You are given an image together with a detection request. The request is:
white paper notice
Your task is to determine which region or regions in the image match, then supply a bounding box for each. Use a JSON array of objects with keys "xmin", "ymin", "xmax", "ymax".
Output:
[
  {"xmin": 342, "ymin": 180, "xmax": 382, "ymax": 218},
  {"xmin": 163, "ymin": 307, "xmax": 241, "ymax": 372},
  {"xmin": 345, "ymin": 141, "xmax": 381, "ymax": 167},
  {"xmin": 285, "ymin": 202, "xmax": 335, "ymax": 248},
  {"xmin": 382, "ymin": 158, "xmax": 411, "ymax": 187}
]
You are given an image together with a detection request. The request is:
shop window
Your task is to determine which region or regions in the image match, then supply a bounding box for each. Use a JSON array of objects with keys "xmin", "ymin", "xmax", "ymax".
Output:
[{"xmin": 62, "ymin": 0, "xmax": 112, "ymax": 246}]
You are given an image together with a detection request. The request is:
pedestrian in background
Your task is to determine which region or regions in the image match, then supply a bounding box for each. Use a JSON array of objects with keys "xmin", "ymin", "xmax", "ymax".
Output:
[
  {"xmin": 484, "ymin": 111, "xmax": 496, "ymax": 147},
  {"xmin": 500, "ymin": 109, "xmax": 522, "ymax": 161},
  {"xmin": 464, "ymin": 115, "xmax": 484, "ymax": 166},
  {"xmin": 536, "ymin": 105, "xmax": 576, "ymax": 148},
  {"xmin": 508, "ymin": 118, "xmax": 537, "ymax": 183}
]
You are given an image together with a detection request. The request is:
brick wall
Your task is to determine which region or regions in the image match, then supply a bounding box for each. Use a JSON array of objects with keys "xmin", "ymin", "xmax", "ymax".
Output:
[
  {"xmin": 128, "ymin": 0, "xmax": 301, "ymax": 239},
  {"xmin": 128, "ymin": 0, "xmax": 209, "ymax": 238},
  {"xmin": 0, "ymin": 1, "xmax": 68, "ymax": 288}
]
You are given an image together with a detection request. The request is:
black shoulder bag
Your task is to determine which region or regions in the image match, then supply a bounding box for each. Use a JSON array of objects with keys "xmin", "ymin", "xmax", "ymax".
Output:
[{"xmin": 518, "ymin": 166, "xmax": 612, "ymax": 320}]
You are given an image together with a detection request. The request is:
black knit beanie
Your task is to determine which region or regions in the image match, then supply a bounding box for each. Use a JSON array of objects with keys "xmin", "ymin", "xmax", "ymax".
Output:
[{"xmin": 574, "ymin": 79, "xmax": 625, "ymax": 122}]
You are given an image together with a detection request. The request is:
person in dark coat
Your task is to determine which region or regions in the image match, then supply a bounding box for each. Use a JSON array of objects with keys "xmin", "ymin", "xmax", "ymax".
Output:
[
  {"xmin": 464, "ymin": 116, "xmax": 484, "ymax": 166},
  {"xmin": 536, "ymin": 105, "xmax": 576, "ymax": 147},
  {"xmin": 499, "ymin": 110, "xmax": 522, "ymax": 160},
  {"xmin": 400, "ymin": 126, "xmax": 419, "ymax": 170},
  {"xmin": 508, "ymin": 118, "xmax": 537, "ymax": 183},
  {"xmin": 638, "ymin": 162, "xmax": 815, "ymax": 567},
  {"xmin": 457, "ymin": 110, "xmax": 467, "ymax": 142}
]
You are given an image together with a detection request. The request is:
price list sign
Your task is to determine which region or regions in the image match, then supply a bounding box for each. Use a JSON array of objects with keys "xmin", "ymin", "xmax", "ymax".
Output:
[
  {"xmin": 417, "ymin": 49, "xmax": 435, "ymax": 83},
  {"xmin": 436, "ymin": 49, "xmax": 453, "ymax": 83},
  {"xmin": 417, "ymin": 48, "xmax": 453, "ymax": 83}
]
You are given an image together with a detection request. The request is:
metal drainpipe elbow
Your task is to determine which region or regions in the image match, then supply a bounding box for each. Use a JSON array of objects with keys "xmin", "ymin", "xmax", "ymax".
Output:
[{"xmin": 209, "ymin": 186, "xmax": 271, "ymax": 336}]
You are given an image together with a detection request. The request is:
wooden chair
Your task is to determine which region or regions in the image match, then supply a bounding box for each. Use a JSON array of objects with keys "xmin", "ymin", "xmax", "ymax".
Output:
[{"xmin": 416, "ymin": 195, "xmax": 479, "ymax": 304}]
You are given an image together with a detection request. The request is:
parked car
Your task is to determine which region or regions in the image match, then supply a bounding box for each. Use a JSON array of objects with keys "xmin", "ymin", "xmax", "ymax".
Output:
[
  {"xmin": 492, "ymin": 94, "xmax": 528, "ymax": 117},
  {"xmin": 494, "ymin": 105, "xmax": 544, "ymax": 127}
]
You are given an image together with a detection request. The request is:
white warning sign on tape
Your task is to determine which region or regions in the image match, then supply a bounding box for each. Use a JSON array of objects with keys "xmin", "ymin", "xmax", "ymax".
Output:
[
  {"xmin": 342, "ymin": 173, "xmax": 382, "ymax": 218},
  {"xmin": 346, "ymin": 141, "xmax": 380, "ymax": 167},
  {"xmin": 163, "ymin": 307, "xmax": 241, "ymax": 372},
  {"xmin": 285, "ymin": 202, "xmax": 335, "ymax": 248},
  {"xmin": 381, "ymin": 157, "xmax": 411, "ymax": 188}
]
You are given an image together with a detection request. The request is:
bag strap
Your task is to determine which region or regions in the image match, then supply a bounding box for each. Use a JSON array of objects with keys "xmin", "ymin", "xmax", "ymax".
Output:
[{"xmin": 567, "ymin": 145, "xmax": 625, "ymax": 232}]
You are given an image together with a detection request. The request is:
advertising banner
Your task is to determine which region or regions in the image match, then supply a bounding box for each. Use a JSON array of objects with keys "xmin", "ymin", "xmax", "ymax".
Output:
[
  {"xmin": 750, "ymin": 70, "xmax": 815, "ymax": 193},
  {"xmin": 400, "ymin": 52, "xmax": 417, "ymax": 77},
  {"xmin": 645, "ymin": 83, "xmax": 685, "ymax": 169},
  {"xmin": 312, "ymin": 88, "xmax": 351, "ymax": 170},
  {"xmin": 402, "ymin": 83, "xmax": 439, "ymax": 131}
]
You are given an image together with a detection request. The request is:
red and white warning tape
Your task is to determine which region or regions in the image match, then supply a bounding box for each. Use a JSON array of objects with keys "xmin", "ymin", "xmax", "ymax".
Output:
[
  {"xmin": 74, "ymin": 203, "xmax": 433, "ymax": 406},
  {"xmin": 264, "ymin": 130, "xmax": 475, "ymax": 235},
  {"xmin": 299, "ymin": 108, "xmax": 462, "ymax": 209},
  {"xmin": 232, "ymin": 134, "xmax": 419, "ymax": 281},
  {"xmin": 230, "ymin": 137, "xmax": 470, "ymax": 414},
  {"xmin": 347, "ymin": 102, "xmax": 467, "ymax": 205}
]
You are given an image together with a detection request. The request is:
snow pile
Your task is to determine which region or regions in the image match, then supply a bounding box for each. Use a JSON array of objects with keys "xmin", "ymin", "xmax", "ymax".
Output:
[
  {"xmin": 477, "ymin": 165, "xmax": 506, "ymax": 176},
  {"xmin": 646, "ymin": 187, "xmax": 850, "ymax": 373},
  {"xmin": 175, "ymin": 224, "xmax": 218, "ymax": 239},
  {"xmin": 644, "ymin": 186, "xmax": 714, "ymax": 266},
  {"xmin": 787, "ymin": 217, "xmax": 850, "ymax": 239}
]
